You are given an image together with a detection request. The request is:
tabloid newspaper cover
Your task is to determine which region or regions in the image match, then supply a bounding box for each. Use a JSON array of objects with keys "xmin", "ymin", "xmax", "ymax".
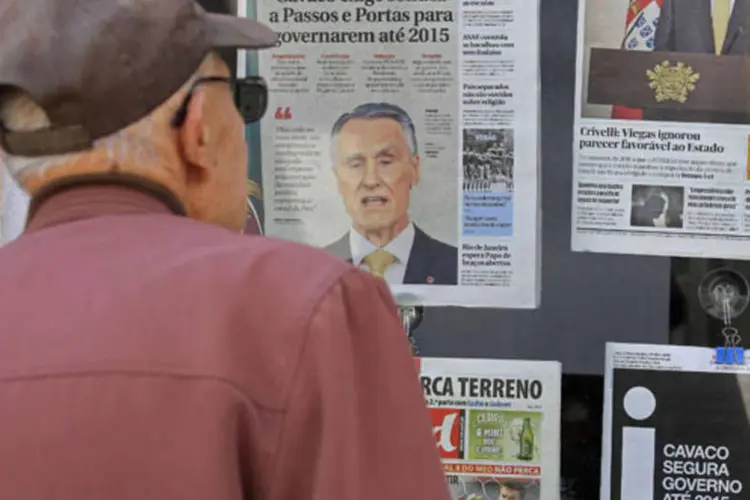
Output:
[
  {"xmin": 601, "ymin": 342, "xmax": 750, "ymax": 500},
  {"xmin": 417, "ymin": 357, "xmax": 561, "ymax": 500},
  {"xmin": 573, "ymin": 0, "xmax": 750, "ymax": 259},
  {"xmin": 242, "ymin": 0, "xmax": 542, "ymax": 308}
]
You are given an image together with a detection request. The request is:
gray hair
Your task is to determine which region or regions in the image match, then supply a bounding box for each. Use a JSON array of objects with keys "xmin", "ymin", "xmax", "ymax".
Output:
[
  {"xmin": 330, "ymin": 102, "xmax": 418, "ymax": 162},
  {"xmin": 0, "ymin": 91, "xmax": 159, "ymax": 180}
]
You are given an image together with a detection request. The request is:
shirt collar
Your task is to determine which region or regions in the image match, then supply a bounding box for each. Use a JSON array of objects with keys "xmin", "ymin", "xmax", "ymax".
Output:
[
  {"xmin": 24, "ymin": 174, "xmax": 186, "ymax": 233},
  {"xmin": 349, "ymin": 222, "xmax": 415, "ymax": 265}
]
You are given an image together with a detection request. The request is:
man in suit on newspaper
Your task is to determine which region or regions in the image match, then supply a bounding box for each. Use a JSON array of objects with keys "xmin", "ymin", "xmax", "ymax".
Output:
[
  {"xmin": 325, "ymin": 102, "xmax": 458, "ymax": 286},
  {"xmin": 644, "ymin": 0, "xmax": 750, "ymax": 123}
]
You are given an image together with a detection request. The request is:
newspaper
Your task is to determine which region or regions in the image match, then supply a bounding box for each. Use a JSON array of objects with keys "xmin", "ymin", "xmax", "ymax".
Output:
[
  {"xmin": 601, "ymin": 342, "xmax": 750, "ymax": 500},
  {"xmin": 417, "ymin": 357, "xmax": 561, "ymax": 500},
  {"xmin": 244, "ymin": 0, "xmax": 541, "ymax": 308},
  {"xmin": 572, "ymin": 0, "xmax": 750, "ymax": 259}
]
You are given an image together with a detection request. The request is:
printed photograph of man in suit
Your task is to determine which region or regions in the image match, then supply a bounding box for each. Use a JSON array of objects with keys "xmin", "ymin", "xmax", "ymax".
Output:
[
  {"xmin": 643, "ymin": 0, "xmax": 750, "ymax": 123},
  {"xmin": 325, "ymin": 102, "xmax": 458, "ymax": 285}
]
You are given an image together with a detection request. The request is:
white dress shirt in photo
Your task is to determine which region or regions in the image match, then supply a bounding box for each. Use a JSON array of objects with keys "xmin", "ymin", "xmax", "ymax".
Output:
[{"xmin": 349, "ymin": 222, "xmax": 415, "ymax": 284}]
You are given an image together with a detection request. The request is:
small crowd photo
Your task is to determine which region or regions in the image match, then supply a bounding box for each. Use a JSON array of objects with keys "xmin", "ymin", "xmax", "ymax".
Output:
[{"xmin": 462, "ymin": 128, "xmax": 514, "ymax": 193}]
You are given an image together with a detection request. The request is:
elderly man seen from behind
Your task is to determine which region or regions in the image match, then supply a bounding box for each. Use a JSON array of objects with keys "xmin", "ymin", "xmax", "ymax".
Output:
[{"xmin": 0, "ymin": 1, "xmax": 450, "ymax": 499}]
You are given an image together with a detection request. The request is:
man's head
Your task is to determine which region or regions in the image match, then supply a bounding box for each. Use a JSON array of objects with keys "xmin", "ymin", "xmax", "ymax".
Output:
[
  {"xmin": 499, "ymin": 482, "xmax": 524, "ymax": 500},
  {"xmin": 0, "ymin": 0, "xmax": 277, "ymax": 232},
  {"xmin": 330, "ymin": 102, "xmax": 420, "ymax": 242},
  {"xmin": 643, "ymin": 192, "xmax": 668, "ymax": 219}
]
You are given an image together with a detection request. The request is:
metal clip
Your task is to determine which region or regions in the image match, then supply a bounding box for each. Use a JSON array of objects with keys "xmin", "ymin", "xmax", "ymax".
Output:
[
  {"xmin": 698, "ymin": 269, "xmax": 748, "ymax": 366},
  {"xmin": 716, "ymin": 325, "xmax": 744, "ymax": 365},
  {"xmin": 398, "ymin": 305, "xmax": 424, "ymax": 356}
]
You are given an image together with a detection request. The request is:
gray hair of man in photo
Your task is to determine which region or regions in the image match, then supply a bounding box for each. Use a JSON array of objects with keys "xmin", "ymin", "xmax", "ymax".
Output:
[{"xmin": 329, "ymin": 102, "xmax": 419, "ymax": 162}]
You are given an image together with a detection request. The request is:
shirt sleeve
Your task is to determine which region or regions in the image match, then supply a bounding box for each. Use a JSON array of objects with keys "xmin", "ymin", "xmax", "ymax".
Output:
[{"xmin": 266, "ymin": 268, "xmax": 450, "ymax": 500}]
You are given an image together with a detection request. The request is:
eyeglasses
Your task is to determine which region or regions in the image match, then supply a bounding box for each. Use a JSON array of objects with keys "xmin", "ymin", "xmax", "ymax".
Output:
[{"xmin": 171, "ymin": 76, "xmax": 268, "ymax": 128}]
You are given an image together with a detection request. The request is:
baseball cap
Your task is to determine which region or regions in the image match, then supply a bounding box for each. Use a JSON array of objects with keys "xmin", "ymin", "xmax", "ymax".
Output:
[{"xmin": 0, "ymin": 0, "xmax": 278, "ymax": 158}]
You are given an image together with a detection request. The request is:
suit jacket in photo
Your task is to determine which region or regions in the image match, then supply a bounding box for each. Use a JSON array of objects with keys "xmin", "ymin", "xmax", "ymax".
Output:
[
  {"xmin": 325, "ymin": 225, "xmax": 458, "ymax": 285},
  {"xmin": 643, "ymin": 0, "xmax": 750, "ymax": 123}
]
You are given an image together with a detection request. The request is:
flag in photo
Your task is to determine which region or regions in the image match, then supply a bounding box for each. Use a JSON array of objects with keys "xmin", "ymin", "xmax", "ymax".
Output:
[{"xmin": 611, "ymin": 0, "xmax": 663, "ymax": 120}]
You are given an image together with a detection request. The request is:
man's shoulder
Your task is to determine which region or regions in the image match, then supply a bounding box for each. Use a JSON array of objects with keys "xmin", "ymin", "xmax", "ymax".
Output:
[
  {"xmin": 413, "ymin": 225, "xmax": 458, "ymax": 256},
  {"xmin": 9, "ymin": 213, "xmax": 356, "ymax": 304},
  {"xmin": 168, "ymin": 221, "xmax": 392, "ymax": 399},
  {"xmin": 0, "ymin": 215, "xmax": 371, "ymax": 413},
  {"xmin": 169, "ymin": 218, "xmax": 354, "ymax": 286},
  {"xmin": 323, "ymin": 233, "xmax": 350, "ymax": 261}
]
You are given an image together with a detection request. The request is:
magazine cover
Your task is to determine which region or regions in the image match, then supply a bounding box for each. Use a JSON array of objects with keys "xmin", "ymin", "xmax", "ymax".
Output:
[
  {"xmin": 417, "ymin": 357, "xmax": 561, "ymax": 500},
  {"xmin": 601, "ymin": 342, "xmax": 750, "ymax": 500}
]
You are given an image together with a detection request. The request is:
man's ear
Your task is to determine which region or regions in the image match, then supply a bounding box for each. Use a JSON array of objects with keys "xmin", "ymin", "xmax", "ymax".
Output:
[
  {"xmin": 178, "ymin": 90, "xmax": 216, "ymax": 170},
  {"xmin": 411, "ymin": 154, "xmax": 421, "ymax": 187}
]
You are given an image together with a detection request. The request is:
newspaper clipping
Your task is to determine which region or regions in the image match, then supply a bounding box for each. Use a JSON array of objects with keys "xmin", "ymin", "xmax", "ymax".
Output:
[
  {"xmin": 247, "ymin": 0, "xmax": 541, "ymax": 308},
  {"xmin": 573, "ymin": 0, "xmax": 750, "ymax": 259},
  {"xmin": 602, "ymin": 342, "xmax": 750, "ymax": 500},
  {"xmin": 417, "ymin": 357, "xmax": 561, "ymax": 500}
]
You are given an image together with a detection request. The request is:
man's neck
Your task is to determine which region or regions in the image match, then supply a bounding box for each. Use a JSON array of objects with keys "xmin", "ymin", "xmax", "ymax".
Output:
[
  {"xmin": 355, "ymin": 216, "xmax": 410, "ymax": 248},
  {"xmin": 20, "ymin": 151, "xmax": 186, "ymax": 202},
  {"xmin": 26, "ymin": 173, "xmax": 187, "ymax": 226},
  {"xmin": 22, "ymin": 178, "xmax": 188, "ymax": 236}
]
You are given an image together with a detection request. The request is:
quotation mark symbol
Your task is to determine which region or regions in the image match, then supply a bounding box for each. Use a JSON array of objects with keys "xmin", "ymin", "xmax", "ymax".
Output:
[{"xmin": 274, "ymin": 107, "xmax": 292, "ymax": 120}]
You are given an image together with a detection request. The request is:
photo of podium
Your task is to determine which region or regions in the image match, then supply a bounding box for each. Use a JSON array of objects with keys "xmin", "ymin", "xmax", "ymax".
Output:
[{"xmin": 586, "ymin": 48, "xmax": 750, "ymax": 123}]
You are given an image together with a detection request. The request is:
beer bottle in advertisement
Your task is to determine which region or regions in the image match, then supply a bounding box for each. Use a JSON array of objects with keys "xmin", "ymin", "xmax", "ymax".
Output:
[{"xmin": 518, "ymin": 417, "xmax": 534, "ymax": 461}]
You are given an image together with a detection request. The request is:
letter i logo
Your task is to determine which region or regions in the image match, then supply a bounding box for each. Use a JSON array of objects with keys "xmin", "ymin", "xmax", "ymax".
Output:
[{"xmin": 620, "ymin": 386, "xmax": 657, "ymax": 500}]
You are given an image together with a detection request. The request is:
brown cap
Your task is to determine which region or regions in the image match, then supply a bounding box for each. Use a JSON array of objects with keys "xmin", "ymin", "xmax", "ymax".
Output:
[{"xmin": 0, "ymin": 0, "xmax": 278, "ymax": 157}]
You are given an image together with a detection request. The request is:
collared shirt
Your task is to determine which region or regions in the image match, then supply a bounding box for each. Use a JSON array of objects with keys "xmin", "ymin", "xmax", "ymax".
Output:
[
  {"xmin": 349, "ymin": 222, "xmax": 415, "ymax": 284},
  {"xmin": 0, "ymin": 182, "xmax": 450, "ymax": 500}
]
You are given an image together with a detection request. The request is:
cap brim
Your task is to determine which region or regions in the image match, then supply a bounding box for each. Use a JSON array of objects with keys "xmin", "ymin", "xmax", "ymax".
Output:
[{"xmin": 206, "ymin": 13, "xmax": 278, "ymax": 50}]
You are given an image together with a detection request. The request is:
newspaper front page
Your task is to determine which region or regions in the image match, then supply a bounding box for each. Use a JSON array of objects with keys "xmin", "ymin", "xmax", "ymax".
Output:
[
  {"xmin": 602, "ymin": 342, "xmax": 750, "ymax": 500},
  {"xmin": 573, "ymin": 0, "xmax": 750, "ymax": 258},
  {"xmin": 418, "ymin": 357, "xmax": 561, "ymax": 500},
  {"xmin": 246, "ymin": 0, "xmax": 541, "ymax": 308}
]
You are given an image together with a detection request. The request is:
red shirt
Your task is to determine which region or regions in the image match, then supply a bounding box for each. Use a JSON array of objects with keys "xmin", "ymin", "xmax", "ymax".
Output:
[{"xmin": 0, "ymin": 183, "xmax": 449, "ymax": 500}]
